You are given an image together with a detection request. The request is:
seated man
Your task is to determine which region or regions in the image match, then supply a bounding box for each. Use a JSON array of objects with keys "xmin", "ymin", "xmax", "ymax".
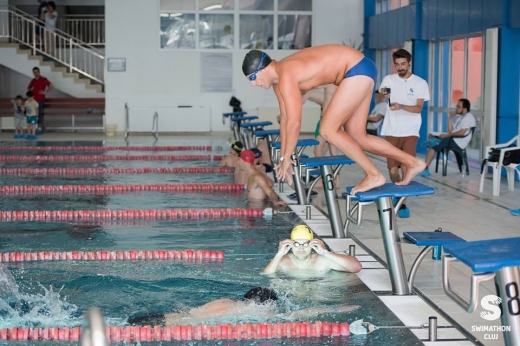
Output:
[
  {"xmin": 128, "ymin": 286, "xmax": 359, "ymax": 326},
  {"xmin": 239, "ymin": 149, "xmax": 286, "ymax": 206},
  {"xmin": 219, "ymin": 140, "xmax": 244, "ymax": 168},
  {"xmin": 366, "ymin": 91, "xmax": 387, "ymax": 136},
  {"xmin": 420, "ymin": 98, "xmax": 476, "ymax": 176},
  {"xmin": 262, "ymin": 225, "xmax": 361, "ymax": 274}
]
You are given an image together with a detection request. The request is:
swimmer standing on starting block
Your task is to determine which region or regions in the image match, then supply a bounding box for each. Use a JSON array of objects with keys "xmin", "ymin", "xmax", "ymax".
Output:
[
  {"xmin": 242, "ymin": 45, "xmax": 426, "ymax": 194},
  {"xmin": 128, "ymin": 286, "xmax": 359, "ymax": 326}
]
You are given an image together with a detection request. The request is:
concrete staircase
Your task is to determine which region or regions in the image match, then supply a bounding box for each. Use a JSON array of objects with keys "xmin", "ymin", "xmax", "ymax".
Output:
[{"xmin": 0, "ymin": 43, "xmax": 104, "ymax": 98}]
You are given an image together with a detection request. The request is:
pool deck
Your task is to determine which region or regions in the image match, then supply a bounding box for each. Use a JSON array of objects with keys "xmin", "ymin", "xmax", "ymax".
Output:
[{"xmin": 0, "ymin": 131, "xmax": 518, "ymax": 346}]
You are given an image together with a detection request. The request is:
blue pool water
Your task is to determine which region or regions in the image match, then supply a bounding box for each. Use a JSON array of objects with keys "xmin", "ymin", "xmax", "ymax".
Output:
[{"xmin": 0, "ymin": 141, "xmax": 422, "ymax": 346}]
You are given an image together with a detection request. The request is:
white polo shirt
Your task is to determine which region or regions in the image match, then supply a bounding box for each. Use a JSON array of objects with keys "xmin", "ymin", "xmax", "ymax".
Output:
[
  {"xmin": 379, "ymin": 74, "xmax": 430, "ymax": 137},
  {"xmin": 453, "ymin": 112, "xmax": 476, "ymax": 149}
]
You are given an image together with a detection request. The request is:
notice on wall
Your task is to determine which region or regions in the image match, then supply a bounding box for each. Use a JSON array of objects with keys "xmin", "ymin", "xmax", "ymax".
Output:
[{"xmin": 200, "ymin": 53, "xmax": 232, "ymax": 92}]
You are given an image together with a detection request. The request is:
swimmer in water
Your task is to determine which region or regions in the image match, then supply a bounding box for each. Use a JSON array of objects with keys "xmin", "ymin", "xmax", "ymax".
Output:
[
  {"xmin": 262, "ymin": 225, "xmax": 362, "ymax": 274},
  {"xmin": 239, "ymin": 149, "xmax": 286, "ymax": 207},
  {"xmin": 128, "ymin": 286, "xmax": 359, "ymax": 326},
  {"xmin": 219, "ymin": 140, "xmax": 244, "ymax": 169}
]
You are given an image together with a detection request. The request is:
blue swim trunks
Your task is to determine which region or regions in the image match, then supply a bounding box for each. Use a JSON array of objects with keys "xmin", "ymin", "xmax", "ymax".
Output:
[
  {"xmin": 344, "ymin": 57, "xmax": 378, "ymax": 85},
  {"xmin": 27, "ymin": 116, "xmax": 38, "ymax": 125}
]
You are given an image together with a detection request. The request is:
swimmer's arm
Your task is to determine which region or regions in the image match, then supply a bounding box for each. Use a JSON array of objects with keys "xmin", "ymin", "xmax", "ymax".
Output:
[
  {"xmin": 256, "ymin": 174, "xmax": 286, "ymax": 206},
  {"xmin": 218, "ymin": 156, "xmax": 228, "ymax": 167},
  {"xmin": 262, "ymin": 240, "xmax": 292, "ymax": 274},
  {"xmin": 274, "ymin": 85, "xmax": 287, "ymax": 158},
  {"xmin": 280, "ymin": 305, "xmax": 360, "ymax": 319},
  {"xmin": 321, "ymin": 252, "xmax": 362, "ymax": 273},
  {"xmin": 278, "ymin": 76, "xmax": 302, "ymax": 161}
]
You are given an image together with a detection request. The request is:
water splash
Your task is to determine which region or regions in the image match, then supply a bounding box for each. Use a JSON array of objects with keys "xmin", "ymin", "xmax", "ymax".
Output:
[{"xmin": 0, "ymin": 264, "xmax": 82, "ymax": 329}]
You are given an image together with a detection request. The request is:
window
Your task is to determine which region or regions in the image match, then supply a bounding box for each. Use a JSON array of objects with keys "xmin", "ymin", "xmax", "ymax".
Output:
[
  {"xmin": 429, "ymin": 36, "xmax": 485, "ymax": 161},
  {"xmin": 278, "ymin": 15, "xmax": 311, "ymax": 50},
  {"xmin": 239, "ymin": 15, "xmax": 273, "ymax": 49},
  {"xmin": 199, "ymin": 14, "xmax": 234, "ymax": 49},
  {"xmin": 160, "ymin": 13, "xmax": 196, "ymax": 49},
  {"xmin": 376, "ymin": 0, "xmax": 409, "ymax": 14},
  {"xmin": 160, "ymin": 0, "xmax": 311, "ymax": 50}
]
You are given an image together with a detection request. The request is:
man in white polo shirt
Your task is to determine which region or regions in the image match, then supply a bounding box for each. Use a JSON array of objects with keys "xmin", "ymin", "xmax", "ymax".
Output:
[
  {"xmin": 380, "ymin": 48, "xmax": 430, "ymax": 218},
  {"xmin": 420, "ymin": 98, "xmax": 476, "ymax": 176}
]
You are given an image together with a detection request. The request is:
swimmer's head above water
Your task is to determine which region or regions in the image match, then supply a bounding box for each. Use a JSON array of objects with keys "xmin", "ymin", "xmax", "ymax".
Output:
[
  {"xmin": 243, "ymin": 287, "xmax": 278, "ymax": 304},
  {"xmin": 290, "ymin": 225, "xmax": 314, "ymax": 242},
  {"xmin": 231, "ymin": 140, "xmax": 244, "ymax": 155}
]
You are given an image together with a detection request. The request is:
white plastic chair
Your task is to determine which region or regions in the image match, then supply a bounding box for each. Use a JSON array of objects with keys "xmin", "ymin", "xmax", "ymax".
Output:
[{"xmin": 479, "ymin": 135, "xmax": 520, "ymax": 196}]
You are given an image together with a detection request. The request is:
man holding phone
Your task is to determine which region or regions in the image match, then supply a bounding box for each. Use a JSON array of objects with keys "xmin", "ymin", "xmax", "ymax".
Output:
[{"xmin": 379, "ymin": 49, "xmax": 430, "ymax": 218}]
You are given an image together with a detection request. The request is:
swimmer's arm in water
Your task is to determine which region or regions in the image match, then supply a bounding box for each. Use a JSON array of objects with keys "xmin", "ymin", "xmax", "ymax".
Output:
[
  {"xmin": 255, "ymin": 174, "xmax": 287, "ymax": 207},
  {"xmin": 279, "ymin": 305, "xmax": 360, "ymax": 319},
  {"xmin": 311, "ymin": 239, "xmax": 362, "ymax": 273},
  {"xmin": 262, "ymin": 239, "xmax": 293, "ymax": 274}
]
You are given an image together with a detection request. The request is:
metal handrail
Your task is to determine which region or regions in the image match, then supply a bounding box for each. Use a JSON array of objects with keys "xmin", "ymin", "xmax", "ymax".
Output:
[
  {"xmin": 81, "ymin": 307, "xmax": 108, "ymax": 346},
  {"xmin": 59, "ymin": 15, "xmax": 105, "ymax": 46},
  {"xmin": 152, "ymin": 111, "xmax": 159, "ymax": 140},
  {"xmin": 124, "ymin": 103, "xmax": 129, "ymax": 141},
  {"xmin": 0, "ymin": 7, "xmax": 105, "ymax": 85}
]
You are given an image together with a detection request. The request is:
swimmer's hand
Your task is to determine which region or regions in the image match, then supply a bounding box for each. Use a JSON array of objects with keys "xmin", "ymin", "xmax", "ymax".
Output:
[
  {"xmin": 277, "ymin": 239, "xmax": 293, "ymax": 255},
  {"xmin": 275, "ymin": 158, "xmax": 296, "ymax": 184},
  {"xmin": 273, "ymin": 200, "xmax": 288, "ymax": 207},
  {"xmin": 310, "ymin": 239, "xmax": 327, "ymax": 255}
]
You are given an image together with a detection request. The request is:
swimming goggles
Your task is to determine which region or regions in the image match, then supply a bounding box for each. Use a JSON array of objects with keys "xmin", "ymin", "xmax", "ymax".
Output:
[
  {"xmin": 293, "ymin": 241, "xmax": 310, "ymax": 247},
  {"xmin": 248, "ymin": 53, "xmax": 266, "ymax": 81}
]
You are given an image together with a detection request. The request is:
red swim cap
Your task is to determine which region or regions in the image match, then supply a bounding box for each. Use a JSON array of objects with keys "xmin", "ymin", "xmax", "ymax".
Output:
[{"xmin": 240, "ymin": 149, "xmax": 256, "ymax": 164}]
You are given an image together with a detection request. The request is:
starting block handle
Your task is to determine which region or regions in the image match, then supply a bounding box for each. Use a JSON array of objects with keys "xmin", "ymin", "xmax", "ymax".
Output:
[
  {"xmin": 442, "ymin": 255, "xmax": 496, "ymax": 312},
  {"xmin": 345, "ymin": 195, "xmax": 374, "ymax": 226}
]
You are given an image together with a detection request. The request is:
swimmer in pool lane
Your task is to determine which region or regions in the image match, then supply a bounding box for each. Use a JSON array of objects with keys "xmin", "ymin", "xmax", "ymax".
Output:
[
  {"xmin": 262, "ymin": 225, "xmax": 362, "ymax": 274},
  {"xmin": 250, "ymin": 148, "xmax": 274, "ymax": 188},
  {"xmin": 128, "ymin": 286, "xmax": 359, "ymax": 326},
  {"xmin": 239, "ymin": 149, "xmax": 286, "ymax": 207},
  {"xmin": 242, "ymin": 45, "xmax": 426, "ymax": 193},
  {"xmin": 219, "ymin": 140, "xmax": 244, "ymax": 169}
]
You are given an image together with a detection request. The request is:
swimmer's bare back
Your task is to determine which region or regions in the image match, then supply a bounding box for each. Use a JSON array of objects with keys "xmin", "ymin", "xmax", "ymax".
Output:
[{"xmin": 277, "ymin": 45, "xmax": 365, "ymax": 89}]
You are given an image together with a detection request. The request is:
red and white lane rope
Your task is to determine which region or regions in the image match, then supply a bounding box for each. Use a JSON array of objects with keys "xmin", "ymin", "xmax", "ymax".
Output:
[
  {"xmin": 0, "ymin": 208, "xmax": 263, "ymax": 222},
  {"xmin": 0, "ymin": 321, "xmax": 350, "ymax": 342},
  {"xmin": 0, "ymin": 184, "xmax": 244, "ymax": 195},
  {"xmin": 0, "ymin": 145, "xmax": 213, "ymax": 152},
  {"xmin": 0, "ymin": 167, "xmax": 232, "ymax": 175},
  {"xmin": 0, "ymin": 249, "xmax": 224, "ymax": 262},
  {"xmin": 0, "ymin": 155, "xmax": 223, "ymax": 162}
]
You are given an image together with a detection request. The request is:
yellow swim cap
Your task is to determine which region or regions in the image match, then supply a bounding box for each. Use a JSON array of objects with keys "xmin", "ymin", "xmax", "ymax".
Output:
[{"xmin": 290, "ymin": 225, "xmax": 314, "ymax": 241}]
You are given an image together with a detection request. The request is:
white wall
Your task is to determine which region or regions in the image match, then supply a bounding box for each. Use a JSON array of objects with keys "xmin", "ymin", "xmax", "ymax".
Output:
[{"xmin": 105, "ymin": 0, "xmax": 364, "ymax": 133}]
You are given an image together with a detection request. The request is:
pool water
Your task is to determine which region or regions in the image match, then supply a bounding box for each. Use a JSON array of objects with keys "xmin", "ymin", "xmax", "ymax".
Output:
[{"xmin": 0, "ymin": 141, "xmax": 423, "ymax": 346}]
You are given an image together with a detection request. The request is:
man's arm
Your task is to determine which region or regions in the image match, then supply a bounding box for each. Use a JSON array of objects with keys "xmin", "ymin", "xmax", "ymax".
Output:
[
  {"xmin": 311, "ymin": 239, "xmax": 362, "ymax": 273},
  {"xmin": 218, "ymin": 156, "xmax": 230, "ymax": 168},
  {"xmin": 279, "ymin": 305, "xmax": 360, "ymax": 319},
  {"xmin": 274, "ymin": 84, "xmax": 287, "ymax": 157},
  {"xmin": 390, "ymin": 98, "xmax": 425, "ymax": 113},
  {"xmin": 45, "ymin": 80, "xmax": 53, "ymax": 93},
  {"xmin": 278, "ymin": 77, "xmax": 302, "ymax": 161},
  {"xmin": 262, "ymin": 239, "xmax": 292, "ymax": 274},
  {"xmin": 28, "ymin": 80, "xmax": 34, "ymax": 91},
  {"xmin": 256, "ymin": 174, "xmax": 286, "ymax": 206},
  {"xmin": 367, "ymin": 114, "xmax": 383, "ymax": 123}
]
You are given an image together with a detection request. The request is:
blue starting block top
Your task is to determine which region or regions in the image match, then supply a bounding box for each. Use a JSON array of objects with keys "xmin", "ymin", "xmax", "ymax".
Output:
[
  {"xmin": 254, "ymin": 129, "xmax": 280, "ymax": 137},
  {"xmin": 223, "ymin": 111, "xmax": 247, "ymax": 117},
  {"xmin": 403, "ymin": 232, "xmax": 466, "ymax": 247},
  {"xmin": 348, "ymin": 181, "xmax": 435, "ymax": 202},
  {"xmin": 444, "ymin": 237, "xmax": 520, "ymax": 273},
  {"xmin": 240, "ymin": 121, "xmax": 273, "ymax": 128},
  {"xmin": 230, "ymin": 116, "xmax": 258, "ymax": 122},
  {"xmin": 300, "ymin": 155, "xmax": 355, "ymax": 168},
  {"xmin": 271, "ymin": 139, "xmax": 319, "ymax": 149}
]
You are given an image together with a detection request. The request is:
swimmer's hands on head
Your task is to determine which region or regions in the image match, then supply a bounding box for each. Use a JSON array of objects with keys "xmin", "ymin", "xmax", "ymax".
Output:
[
  {"xmin": 277, "ymin": 239, "xmax": 294, "ymax": 255},
  {"xmin": 310, "ymin": 239, "xmax": 328, "ymax": 256}
]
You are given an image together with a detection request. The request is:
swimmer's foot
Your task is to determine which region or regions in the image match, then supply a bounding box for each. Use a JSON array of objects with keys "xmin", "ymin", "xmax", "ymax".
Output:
[
  {"xmin": 351, "ymin": 173, "xmax": 386, "ymax": 195},
  {"xmin": 397, "ymin": 159, "xmax": 427, "ymax": 186}
]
